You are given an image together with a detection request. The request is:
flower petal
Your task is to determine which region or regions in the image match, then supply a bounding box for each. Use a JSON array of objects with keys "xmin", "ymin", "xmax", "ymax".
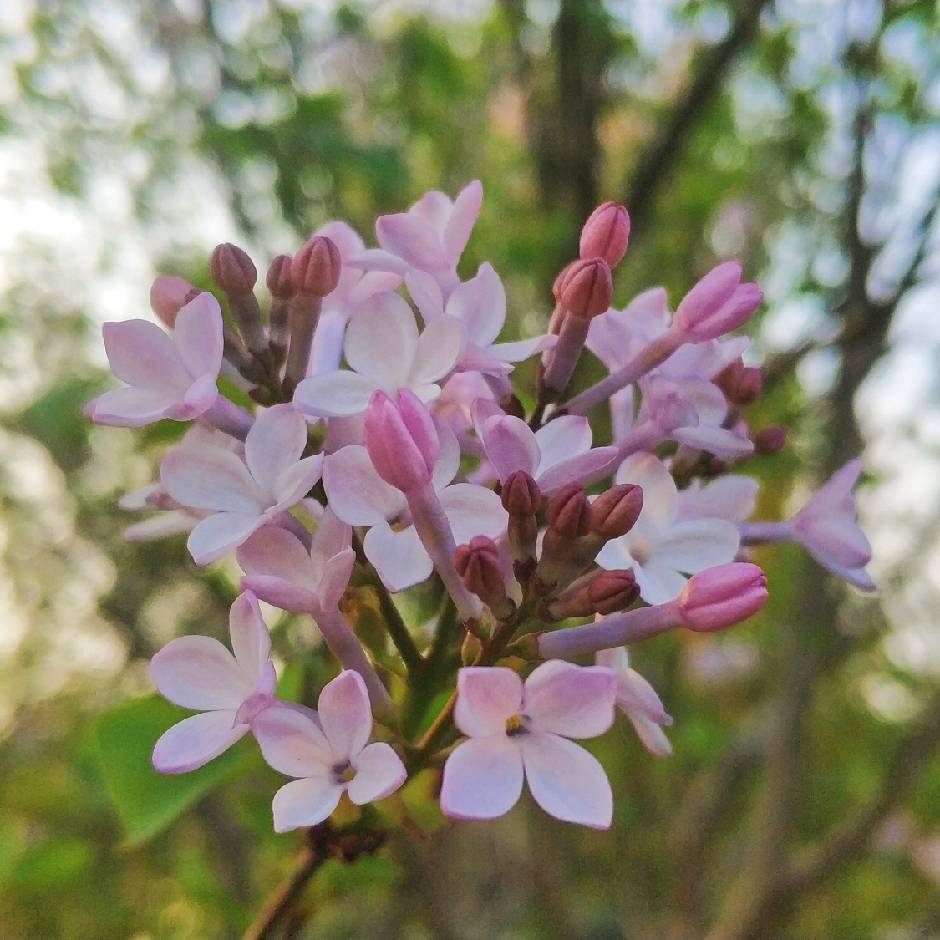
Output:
[
  {"xmin": 481, "ymin": 414, "xmax": 539, "ymax": 481},
  {"xmin": 488, "ymin": 334, "xmax": 556, "ymax": 363},
  {"xmin": 439, "ymin": 483, "xmax": 508, "ymax": 545},
  {"xmin": 446, "ymin": 262, "xmax": 505, "ymax": 347},
  {"xmin": 634, "ymin": 561, "xmax": 690, "ymax": 605},
  {"xmin": 245, "ymin": 405, "xmax": 308, "ymax": 500},
  {"xmin": 272, "ymin": 776, "xmax": 343, "ymax": 832},
  {"xmin": 411, "ymin": 315, "xmax": 462, "ymax": 386},
  {"xmin": 228, "ymin": 591, "xmax": 271, "ymax": 684},
  {"xmin": 405, "ymin": 270, "xmax": 445, "ymax": 323},
  {"xmin": 152, "ymin": 711, "xmax": 247, "ymax": 774},
  {"xmin": 318, "ymin": 670, "xmax": 373, "ymax": 760},
  {"xmin": 252, "ymin": 704, "xmax": 333, "ymax": 777},
  {"xmin": 615, "ymin": 452, "xmax": 678, "ymax": 532},
  {"xmin": 151, "ymin": 636, "xmax": 252, "ymax": 710},
  {"xmin": 102, "ymin": 319, "xmax": 189, "ymax": 390},
  {"xmin": 440, "ymin": 735, "xmax": 524, "ymax": 821},
  {"xmin": 442, "ymin": 179, "xmax": 482, "ymax": 267},
  {"xmin": 161, "ymin": 447, "xmax": 261, "ymax": 514},
  {"xmin": 348, "ymin": 742, "xmax": 407, "ymax": 804},
  {"xmin": 316, "ymin": 548, "xmax": 356, "ymax": 610},
  {"xmin": 173, "ymin": 293, "xmax": 224, "ymax": 379},
  {"xmin": 237, "ymin": 526, "xmax": 315, "ymax": 588},
  {"xmin": 678, "ymin": 475, "xmax": 759, "ymax": 523},
  {"xmin": 455, "ymin": 666, "xmax": 523, "ymax": 737},
  {"xmin": 87, "ymin": 387, "xmax": 179, "ymax": 427},
  {"xmin": 536, "ymin": 448, "xmax": 619, "ymax": 494},
  {"xmin": 652, "ymin": 518, "xmax": 740, "ymax": 573},
  {"xmin": 524, "ymin": 661, "xmax": 616, "ymax": 739},
  {"xmin": 323, "ymin": 445, "xmax": 405, "ymax": 525},
  {"xmin": 345, "ymin": 293, "xmax": 418, "ymax": 389},
  {"xmin": 535, "ymin": 415, "xmax": 593, "ymax": 472},
  {"xmin": 521, "ymin": 733, "xmax": 612, "ymax": 829},
  {"xmin": 270, "ymin": 454, "xmax": 323, "ymax": 510},
  {"xmin": 377, "ymin": 212, "xmax": 446, "ymax": 270},
  {"xmin": 187, "ymin": 512, "xmax": 262, "ymax": 565},
  {"xmin": 293, "ymin": 370, "xmax": 377, "ymax": 418},
  {"xmin": 363, "ymin": 522, "xmax": 433, "ymax": 591}
]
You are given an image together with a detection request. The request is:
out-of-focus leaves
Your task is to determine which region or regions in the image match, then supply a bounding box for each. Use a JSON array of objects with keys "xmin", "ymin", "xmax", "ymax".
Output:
[{"xmin": 93, "ymin": 696, "xmax": 250, "ymax": 848}]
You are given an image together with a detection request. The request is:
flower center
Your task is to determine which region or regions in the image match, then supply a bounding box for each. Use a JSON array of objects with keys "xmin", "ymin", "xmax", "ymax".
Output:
[
  {"xmin": 332, "ymin": 760, "xmax": 357, "ymax": 784},
  {"xmin": 505, "ymin": 714, "xmax": 529, "ymax": 737}
]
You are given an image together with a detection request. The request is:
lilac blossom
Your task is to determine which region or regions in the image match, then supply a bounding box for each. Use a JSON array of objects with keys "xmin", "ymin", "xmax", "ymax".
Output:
[
  {"xmin": 440, "ymin": 662, "xmax": 617, "ymax": 828},
  {"xmin": 151, "ymin": 591, "xmax": 276, "ymax": 773},
  {"xmin": 253, "ymin": 671, "xmax": 406, "ymax": 832}
]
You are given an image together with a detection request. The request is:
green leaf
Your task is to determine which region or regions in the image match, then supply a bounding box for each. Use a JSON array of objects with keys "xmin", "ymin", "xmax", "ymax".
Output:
[{"xmin": 93, "ymin": 696, "xmax": 251, "ymax": 848}]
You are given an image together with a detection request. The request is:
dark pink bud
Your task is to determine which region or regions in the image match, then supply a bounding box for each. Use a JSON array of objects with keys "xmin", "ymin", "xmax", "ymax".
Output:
[
  {"xmin": 454, "ymin": 537, "xmax": 507, "ymax": 603},
  {"xmin": 717, "ymin": 359, "xmax": 764, "ymax": 406},
  {"xmin": 558, "ymin": 258, "xmax": 613, "ymax": 319},
  {"xmin": 266, "ymin": 255, "xmax": 296, "ymax": 299},
  {"xmin": 546, "ymin": 483, "xmax": 591, "ymax": 538},
  {"xmin": 363, "ymin": 389, "xmax": 439, "ymax": 493},
  {"xmin": 754, "ymin": 426, "xmax": 788, "ymax": 455},
  {"xmin": 590, "ymin": 484, "xmax": 644, "ymax": 539},
  {"xmin": 675, "ymin": 261, "xmax": 762, "ymax": 341},
  {"xmin": 552, "ymin": 260, "xmax": 578, "ymax": 302},
  {"xmin": 677, "ymin": 562, "xmax": 768, "ymax": 632},
  {"xmin": 149, "ymin": 275, "xmax": 194, "ymax": 328},
  {"xmin": 501, "ymin": 470, "xmax": 541, "ymax": 516},
  {"xmin": 291, "ymin": 235, "xmax": 341, "ymax": 297},
  {"xmin": 210, "ymin": 242, "xmax": 257, "ymax": 295},
  {"xmin": 587, "ymin": 569, "xmax": 640, "ymax": 614},
  {"xmin": 579, "ymin": 201, "xmax": 631, "ymax": 267}
]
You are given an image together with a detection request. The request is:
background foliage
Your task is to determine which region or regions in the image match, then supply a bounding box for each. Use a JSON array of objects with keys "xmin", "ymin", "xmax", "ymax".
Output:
[{"xmin": 0, "ymin": 1, "xmax": 939, "ymax": 937}]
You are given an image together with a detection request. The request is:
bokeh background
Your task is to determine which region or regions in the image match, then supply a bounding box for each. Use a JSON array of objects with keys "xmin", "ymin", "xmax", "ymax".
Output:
[{"xmin": 1, "ymin": 1, "xmax": 939, "ymax": 937}]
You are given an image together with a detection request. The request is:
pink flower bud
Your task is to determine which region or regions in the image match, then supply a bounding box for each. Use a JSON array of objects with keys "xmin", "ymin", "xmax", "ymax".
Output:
[
  {"xmin": 677, "ymin": 562, "xmax": 768, "ymax": 632},
  {"xmin": 292, "ymin": 235, "xmax": 342, "ymax": 297},
  {"xmin": 674, "ymin": 261, "xmax": 763, "ymax": 341},
  {"xmin": 266, "ymin": 255, "xmax": 296, "ymax": 299},
  {"xmin": 590, "ymin": 484, "xmax": 644, "ymax": 539},
  {"xmin": 754, "ymin": 426, "xmax": 787, "ymax": 455},
  {"xmin": 717, "ymin": 359, "xmax": 764, "ymax": 406},
  {"xmin": 552, "ymin": 261, "xmax": 578, "ymax": 302},
  {"xmin": 546, "ymin": 569, "xmax": 639, "ymax": 619},
  {"xmin": 579, "ymin": 201, "xmax": 631, "ymax": 268},
  {"xmin": 363, "ymin": 389, "xmax": 439, "ymax": 493},
  {"xmin": 546, "ymin": 483, "xmax": 591, "ymax": 538},
  {"xmin": 210, "ymin": 242, "xmax": 257, "ymax": 296},
  {"xmin": 559, "ymin": 258, "xmax": 613, "ymax": 320},
  {"xmin": 454, "ymin": 536, "xmax": 514, "ymax": 619},
  {"xmin": 149, "ymin": 275, "xmax": 194, "ymax": 328},
  {"xmin": 501, "ymin": 470, "xmax": 541, "ymax": 516}
]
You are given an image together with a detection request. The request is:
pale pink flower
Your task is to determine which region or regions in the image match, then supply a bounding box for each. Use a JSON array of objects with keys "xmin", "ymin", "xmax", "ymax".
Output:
[
  {"xmin": 597, "ymin": 453, "xmax": 740, "ymax": 604},
  {"xmin": 87, "ymin": 292, "xmax": 223, "ymax": 427},
  {"xmin": 308, "ymin": 221, "xmax": 402, "ymax": 375},
  {"xmin": 440, "ymin": 661, "xmax": 617, "ymax": 829},
  {"xmin": 476, "ymin": 408, "xmax": 618, "ymax": 494},
  {"xmin": 161, "ymin": 404, "xmax": 322, "ymax": 565},
  {"xmin": 790, "ymin": 459, "xmax": 874, "ymax": 590},
  {"xmin": 350, "ymin": 181, "xmax": 483, "ymax": 296},
  {"xmin": 151, "ymin": 591, "xmax": 276, "ymax": 773},
  {"xmin": 677, "ymin": 562, "xmax": 769, "ymax": 631},
  {"xmin": 253, "ymin": 671, "xmax": 406, "ymax": 832},
  {"xmin": 293, "ymin": 291, "xmax": 461, "ymax": 418},
  {"xmin": 323, "ymin": 428, "xmax": 506, "ymax": 591},
  {"xmin": 595, "ymin": 647, "xmax": 673, "ymax": 757},
  {"xmin": 406, "ymin": 262, "xmax": 555, "ymax": 381},
  {"xmin": 673, "ymin": 260, "xmax": 762, "ymax": 341},
  {"xmin": 677, "ymin": 475, "xmax": 760, "ymax": 523}
]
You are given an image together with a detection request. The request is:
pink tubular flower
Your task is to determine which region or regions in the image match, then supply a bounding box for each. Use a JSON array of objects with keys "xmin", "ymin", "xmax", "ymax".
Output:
[
  {"xmin": 406, "ymin": 262, "xmax": 555, "ymax": 382},
  {"xmin": 86, "ymin": 292, "xmax": 223, "ymax": 427},
  {"xmin": 595, "ymin": 647, "xmax": 673, "ymax": 757},
  {"xmin": 253, "ymin": 671, "xmax": 406, "ymax": 832},
  {"xmin": 364, "ymin": 389, "xmax": 439, "ymax": 493},
  {"xmin": 477, "ymin": 408, "xmax": 618, "ymax": 494},
  {"xmin": 149, "ymin": 275, "xmax": 194, "ymax": 328},
  {"xmin": 292, "ymin": 291, "xmax": 461, "ymax": 418},
  {"xmin": 676, "ymin": 562, "xmax": 769, "ymax": 632},
  {"xmin": 151, "ymin": 591, "xmax": 275, "ymax": 774},
  {"xmin": 161, "ymin": 404, "xmax": 322, "ymax": 565},
  {"xmin": 440, "ymin": 662, "xmax": 617, "ymax": 829},
  {"xmin": 673, "ymin": 260, "xmax": 763, "ymax": 342},
  {"xmin": 580, "ymin": 201, "xmax": 631, "ymax": 268},
  {"xmin": 789, "ymin": 459, "xmax": 874, "ymax": 590}
]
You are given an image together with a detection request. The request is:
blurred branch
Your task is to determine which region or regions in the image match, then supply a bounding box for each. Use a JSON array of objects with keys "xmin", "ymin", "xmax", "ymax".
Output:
[{"xmin": 624, "ymin": 0, "xmax": 770, "ymax": 234}]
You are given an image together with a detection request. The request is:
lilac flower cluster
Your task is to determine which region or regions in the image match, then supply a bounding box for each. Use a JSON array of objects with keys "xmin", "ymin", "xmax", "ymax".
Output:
[{"xmin": 88, "ymin": 183, "xmax": 874, "ymax": 832}]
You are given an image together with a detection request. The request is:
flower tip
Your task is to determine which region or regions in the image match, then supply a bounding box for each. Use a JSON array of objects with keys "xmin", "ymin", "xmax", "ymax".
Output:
[
  {"xmin": 150, "ymin": 275, "xmax": 194, "ymax": 328},
  {"xmin": 678, "ymin": 562, "xmax": 768, "ymax": 632},
  {"xmin": 292, "ymin": 235, "xmax": 342, "ymax": 297},
  {"xmin": 266, "ymin": 254, "xmax": 296, "ymax": 299},
  {"xmin": 210, "ymin": 242, "xmax": 257, "ymax": 295},
  {"xmin": 579, "ymin": 201, "xmax": 631, "ymax": 268},
  {"xmin": 559, "ymin": 257, "xmax": 613, "ymax": 319}
]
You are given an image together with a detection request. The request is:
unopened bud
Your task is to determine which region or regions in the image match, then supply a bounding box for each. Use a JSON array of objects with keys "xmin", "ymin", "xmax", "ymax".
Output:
[
  {"xmin": 292, "ymin": 235, "xmax": 341, "ymax": 297},
  {"xmin": 363, "ymin": 389, "xmax": 439, "ymax": 493},
  {"xmin": 454, "ymin": 536, "xmax": 515, "ymax": 620},
  {"xmin": 546, "ymin": 569, "xmax": 639, "ymax": 619},
  {"xmin": 266, "ymin": 255, "xmax": 296, "ymax": 299},
  {"xmin": 501, "ymin": 470, "xmax": 541, "ymax": 517},
  {"xmin": 717, "ymin": 359, "xmax": 764, "ymax": 406},
  {"xmin": 590, "ymin": 484, "xmax": 644, "ymax": 539},
  {"xmin": 754, "ymin": 426, "xmax": 787, "ymax": 455},
  {"xmin": 552, "ymin": 261, "xmax": 578, "ymax": 302},
  {"xmin": 675, "ymin": 261, "xmax": 762, "ymax": 341},
  {"xmin": 150, "ymin": 275, "xmax": 194, "ymax": 328},
  {"xmin": 677, "ymin": 562, "xmax": 768, "ymax": 632},
  {"xmin": 210, "ymin": 243, "xmax": 257, "ymax": 296},
  {"xmin": 546, "ymin": 483, "xmax": 591, "ymax": 537},
  {"xmin": 559, "ymin": 258, "xmax": 613, "ymax": 320},
  {"xmin": 579, "ymin": 201, "xmax": 630, "ymax": 268}
]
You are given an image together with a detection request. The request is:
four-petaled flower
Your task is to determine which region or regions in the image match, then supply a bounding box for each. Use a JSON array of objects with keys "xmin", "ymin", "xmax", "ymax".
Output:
[
  {"xmin": 253, "ymin": 671, "xmax": 406, "ymax": 832},
  {"xmin": 151, "ymin": 591, "xmax": 276, "ymax": 773},
  {"xmin": 86, "ymin": 292, "xmax": 223, "ymax": 427},
  {"xmin": 440, "ymin": 661, "xmax": 617, "ymax": 829},
  {"xmin": 161, "ymin": 404, "xmax": 322, "ymax": 565}
]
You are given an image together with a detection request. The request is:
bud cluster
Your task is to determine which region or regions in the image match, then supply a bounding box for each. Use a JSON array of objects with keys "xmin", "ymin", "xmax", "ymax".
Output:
[{"xmin": 86, "ymin": 181, "xmax": 874, "ymax": 841}]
